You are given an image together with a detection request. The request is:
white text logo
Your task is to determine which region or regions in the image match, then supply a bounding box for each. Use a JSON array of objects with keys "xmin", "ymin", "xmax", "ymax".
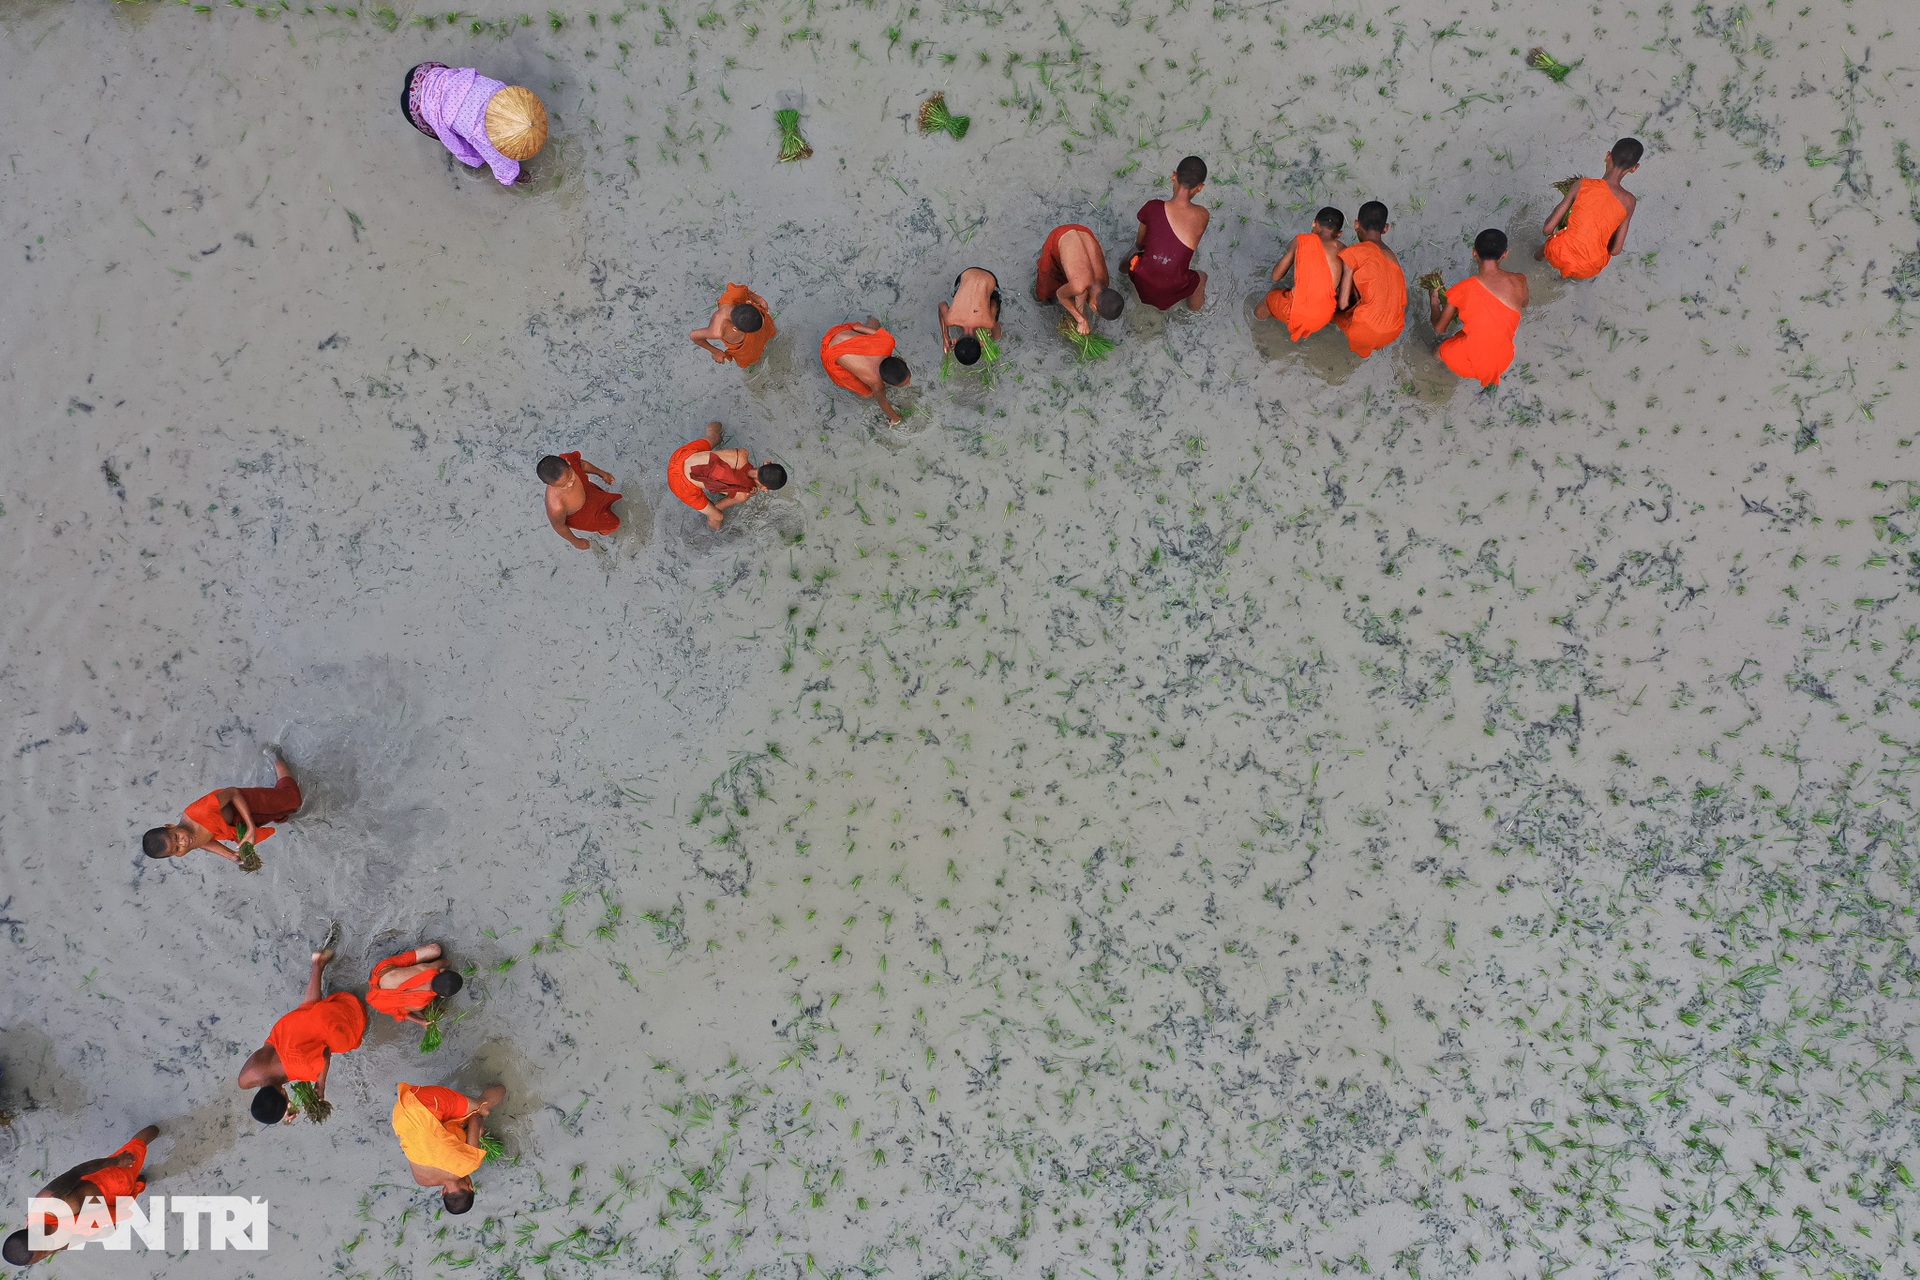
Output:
[{"xmin": 25, "ymin": 1196, "xmax": 269, "ymax": 1251}]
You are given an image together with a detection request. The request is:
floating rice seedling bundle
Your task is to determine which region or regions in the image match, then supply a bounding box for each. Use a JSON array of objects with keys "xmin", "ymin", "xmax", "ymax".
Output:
[
  {"xmin": 774, "ymin": 109, "xmax": 811, "ymax": 162},
  {"xmin": 1415, "ymin": 270, "xmax": 1447, "ymax": 302},
  {"xmin": 1526, "ymin": 47, "xmax": 1578, "ymax": 83},
  {"xmin": 917, "ymin": 93, "xmax": 970, "ymax": 140},
  {"xmin": 1057, "ymin": 315, "xmax": 1116, "ymax": 360},
  {"xmin": 287, "ymin": 1081, "xmax": 332, "ymax": 1124}
]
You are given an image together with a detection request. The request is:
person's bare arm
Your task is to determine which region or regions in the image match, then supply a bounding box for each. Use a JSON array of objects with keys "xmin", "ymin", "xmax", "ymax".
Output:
[
  {"xmin": 230, "ymin": 790, "xmax": 255, "ymax": 838},
  {"xmin": 1429, "ymin": 294, "xmax": 1458, "ymax": 335},
  {"xmin": 1515, "ymin": 273, "xmax": 1532, "ymax": 309},
  {"xmin": 1609, "ymin": 196, "xmax": 1636, "ymax": 255},
  {"xmin": 1270, "ymin": 245, "xmax": 1296, "ymax": 284},
  {"xmin": 1541, "ymin": 187, "xmax": 1578, "ymax": 237},
  {"xmin": 1133, "ymin": 218, "xmax": 1148, "ymax": 251},
  {"xmin": 581, "ymin": 461, "xmax": 616, "ymax": 485},
  {"xmin": 1336, "ymin": 261, "xmax": 1354, "ymax": 310},
  {"xmin": 873, "ymin": 384, "xmax": 903, "ymax": 425},
  {"xmin": 690, "ymin": 311, "xmax": 728, "ymax": 359},
  {"xmin": 546, "ymin": 497, "xmax": 591, "ymax": 550},
  {"xmin": 465, "ymin": 1113, "xmax": 485, "ymax": 1146},
  {"xmin": 936, "ymin": 299, "xmax": 954, "ymax": 352}
]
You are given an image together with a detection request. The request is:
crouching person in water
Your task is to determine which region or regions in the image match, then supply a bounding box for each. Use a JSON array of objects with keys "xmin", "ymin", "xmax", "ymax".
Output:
[
  {"xmin": 402, "ymin": 63, "xmax": 548, "ymax": 185},
  {"xmin": 667, "ymin": 422, "xmax": 788, "ymax": 531},
  {"xmin": 391, "ymin": 1082, "xmax": 508, "ymax": 1215},
  {"xmin": 3, "ymin": 1126, "xmax": 160, "ymax": 1266}
]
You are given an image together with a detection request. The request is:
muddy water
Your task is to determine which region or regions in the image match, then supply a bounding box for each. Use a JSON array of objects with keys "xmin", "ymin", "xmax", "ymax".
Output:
[{"xmin": 2, "ymin": 1, "xmax": 1917, "ymax": 1275}]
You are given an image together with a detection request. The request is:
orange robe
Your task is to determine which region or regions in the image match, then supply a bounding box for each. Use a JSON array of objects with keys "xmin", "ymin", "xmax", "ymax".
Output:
[
  {"xmin": 47, "ymin": 1136, "xmax": 150, "ymax": 1237},
  {"xmin": 367, "ymin": 950, "xmax": 438, "ymax": 1022},
  {"xmin": 1263, "ymin": 233, "xmax": 1339, "ymax": 341},
  {"xmin": 667, "ymin": 439, "xmax": 713, "ymax": 511},
  {"xmin": 1436, "ymin": 277, "xmax": 1522, "ymax": 387},
  {"xmin": 1542, "ymin": 179, "xmax": 1627, "ymax": 280},
  {"xmin": 392, "ymin": 1083, "xmax": 486, "ymax": 1177},
  {"xmin": 717, "ymin": 283, "xmax": 775, "ymax": 367},
  {"xmin": 266, "ymin": 992, "xmax": 368, "ymax": 1082},
  {"xmin": 1332, "ymin": 242, "xmax": 1407, "ymax": 357},
  {"xmin": 182, "ymin": 777, "xmax": 302, "ymax": 844},
  {"xmin": 820, "ymin": 323, "xmax": 896, "ymax": 397},
  {"xmin": 561, "ymin": 451, "xmax": 621, "ymax": 534},
  {"xmin": 1036, "ymin": 224, "xmax": 1100, "ymax": 304}
]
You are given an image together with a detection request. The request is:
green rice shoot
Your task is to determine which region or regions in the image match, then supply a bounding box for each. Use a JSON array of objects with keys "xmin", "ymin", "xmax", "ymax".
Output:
[
  {"xmin": 287, "ymin": 1080, "xmax": 332, "ymax": 1124},
  {"xmin": 774, "ymin": 108, "xmax": 811, "ymax": 162},
  {"xmin": 1526, "ymin": 47, "xmax": 1578, "ymax": 83},
  {"xmin": 1057, "ymin": 314, "xmax": 1116, "ymax": 361}
]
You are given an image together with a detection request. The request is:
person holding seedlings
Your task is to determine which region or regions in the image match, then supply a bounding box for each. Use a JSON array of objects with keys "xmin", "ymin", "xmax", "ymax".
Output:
[
  {"xmin": 1430, "ymin": 228, "xmax": 1529, "ymax": 388},
  {"xmin": 1537, "ymin": 137, "xmax": 1642, "ymax": 279},
  {"xmin": 238, "ymin": 935, "xmax": 366, "ymax": 1125},
  {"xmin": 667, "ymin": 421, "xmax": 788, "ymax": 531},
  {"xmin": 690, "ymin": 284, "xmax": 777, "ymax": 368},
  {"xmin": 538, "ymin": 452, "xmax": 623, "ymax": 550},
  {"xmin": 938, "ymin": 267, "xmax": 1004, "ymax": 367},
  {"xmin": 402, "ymin": 63, "xmax": 547, "ymax": 186},
  {"xmin": 1126, "ymin": 155, "xmax": 1210, "ymax": 311},
  {"xmin": 141, "ymin": 749, "xmax": 300, "ymax": 869},
  {"xmin": 2, "ymin": 1125, "xmax": 160, "ymax": 1266},
  {"xmin": 1257, "ymin": 206, "xmax": 1349, "ymax": 341},
  {"xmin": 367, "ymin": 943, "xmax": 464, "ymax": 1027},
  {"xmin": 820, "ymin": 318, "xmax": 911, "ymax": 424},
  {"xmin": 391, "ymin": 1081, "xmax": 507, "ymax": 1215},
  {"xmin": 1332, "ymin": 201, "xmax": 1408, "ymax": 358},
  {"xmin": 1035, "ymin": 223, "xmax": 1123, "ymax": 335}
]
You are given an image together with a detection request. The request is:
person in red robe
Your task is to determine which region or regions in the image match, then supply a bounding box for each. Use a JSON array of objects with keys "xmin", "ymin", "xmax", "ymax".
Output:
[
  {"xmin": 142, "ymin": 749, "xmax": 301, "ymax": 866},
  {"xmin": 667, "ymin": 422, "xmax": 788, "ymax": 530},
  {"xmin": 3, "ymin": 1127, "xmax": 160, "ymax": 1266},
  {"xmin": 689, "ymin": 283, "xmax": 777, "ymax": 367},
  {"xmin": 538, "ymin": 452, "xmax": 622, "ymax": 549},
  {"xmin": 1332, "ymin": 201, "xmax": 1408, "ymax": 357},
  {"xmin": 238, "ymin": 934, "xmax": 367, "ymax": 1124},
  {"xmin": 1538, "ymin": 137, "xmax": 1642, "ymax": 280},
  {"xmin": 820, "ymin": 320, "xmax": 911, "ymax": 424}
]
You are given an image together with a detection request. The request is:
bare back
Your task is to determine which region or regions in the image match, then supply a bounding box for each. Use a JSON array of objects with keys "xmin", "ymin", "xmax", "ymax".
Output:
[
  {"xmin": 1483, "ymin": 265, "xmax": 1530, "ymax": 312},
  {"xmin": 1162, "ymin": 196, "xmax": 1209, "ymax": 249},
  {"xmin": 1057, "ymin": 228, "xmax": 1107, "ymax": 292}
]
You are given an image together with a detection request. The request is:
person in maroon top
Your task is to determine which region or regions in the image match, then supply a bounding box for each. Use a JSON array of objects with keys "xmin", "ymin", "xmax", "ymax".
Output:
[{"xmin": 1127, "ymin": 156, "xmax": 1211, "ymax": 311}]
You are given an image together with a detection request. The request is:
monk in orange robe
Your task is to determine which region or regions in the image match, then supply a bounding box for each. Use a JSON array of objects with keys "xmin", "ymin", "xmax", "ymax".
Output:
[
  {"xmin": 367, "ymin": 943, "xmax": 464, "ymax": 1026},
  {"xmin": 1257, "ymin": 207, "xmax": 1350, "ymax": 342},
  {"xmin": 1538, "ymin": 137, "xmax": 1642, "ymax": 280},
  {"xmin": 142, "ymin": 749, "xmax": 300, "ymax": 866},
  {"xmin": 821, "ymin": 319, "xmax": 911, "ymax": 424},
  {"xmin": 1035, "ymin": 224, "xmax": 1123, "ymax": 335},
  {"xmin": 667, "ymin": 421, "xmax": 789, "ymax": 530},
  {"xmin": 689, "ymin": 283, "xmax": 776, "ymax": 367},
  {"xmin": 238, "ymin": 936, "xmax": 367, "ymax": 1124},
  {"xmin": 1332, "ymin": 201, "xmax": 1408, "ymax": 357},
  {"xmin": 392, "ymin": 1081, "xmax": 507, "ymax": 1214},
  {"xmin": 538, "ymin": 451, "xmax": 622, "ymax": 549},
  {"xmin": 3, "ymin": 1126, "xmax": 160, "ymax": 1266},
  {"xmin": 1430, "ymin": 228, "xmax": 1530, "ymax": 388}
]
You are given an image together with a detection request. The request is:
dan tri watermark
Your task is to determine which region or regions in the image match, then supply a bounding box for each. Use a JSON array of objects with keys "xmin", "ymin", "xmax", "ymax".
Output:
[{"xmin": 26, "ymin": 1196, "xmax": 268, "ymax": 1251}]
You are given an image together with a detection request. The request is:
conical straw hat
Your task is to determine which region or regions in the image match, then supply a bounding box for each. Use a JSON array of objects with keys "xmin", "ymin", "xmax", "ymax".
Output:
[{"xmin": 485, "ymin": 86, "xmax": 548, "ymax": 161}]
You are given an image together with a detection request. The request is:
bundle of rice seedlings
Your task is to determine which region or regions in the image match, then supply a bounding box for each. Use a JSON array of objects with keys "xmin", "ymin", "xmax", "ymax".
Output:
[
  {"xmin": 234, "ymin": 823, "xmax": 262, "ymax": 873},
  {"xmin": 1526, "ymin": 48, "xmax": 1578, "ymax": 83},
  {"xmin": 1415, "ymin": 270, "xmax": 1448, "ymax": 302},
  {"xmin": 287, "ymin": 1081, "xmax": 333, "ymax": 1124},
  {"xmin": 1057, "ymin": 314, "xmax": 1116, "ymax": 361},
  {"xmin": 941, "ymin": 328, "xmax": 1002, "ymax": 381},
  {"xmin": 775, "ymin": 109, "xmax": 812, "ymax": 162},
  {"xmin": 419, "ymin": 997, "xmax": 447, "ymax": 1053},
  {"xmin": 479, "ymin": 1132, "xmax": 507, "ymax": 1163},
  {"xmin": 917, "ymin": 93, "xmax": 970, "ymax": 140},
  {"xmin": 1552, "ymin": 175, "xmax": 1581, "ymax": 197}
]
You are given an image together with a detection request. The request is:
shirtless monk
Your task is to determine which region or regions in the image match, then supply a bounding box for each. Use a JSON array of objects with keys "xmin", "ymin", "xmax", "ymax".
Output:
[
  {"xmin": 1127, "ymin": 156, "xmax": 1210, "ymax": 311},
  {"xmin": 1537, "ymin": 137, "xmax": 1642, "ymax": 280},
  {"xmin": 1430, "ymin": 228, "xmax": 1530, "ymax": 388},
  {"xmin": 391, "ymin": 1081, "xmax": 507, "ymax": 1215},
  {"xmin": 538, "ymin": 452, "xmax": 622, "ymax": 549},
  {"xmin": 142, "ymin": 748, "xmax": 300, "ymax": 867},
  {"xmin": 820, "ymin": 317, "xmax": 911, "ymax": 424},
  {"xmin": 1332, "ymin": 201, "xmax": 1408, "ymax": 357},
  {"xmin": 667, "ymin": 421, "xmax": 789, "ymax": 531},
  {"xmin": 3, "ymin": 1125, "xmax": 160, "ymax": 1266},
  {"xmin": 1256, "ymin": 206, "xmax": 1349, "ymax": 341},
  {"xmin": 938, "ymin": 267, "xmax": 1004, "ymax": 367},
  {"xmin": 238, "ymin": 932, "xmax": 367, "ymax": 1125},
  {"xmin": 367, "ymin": 943, "xmax": 464, "ymax": 1027},
  {"xmin": 1035, "ymin": 224, "xmax": 1123, "ymax": 335},
  {"xmin": 689, "ymin": 283, "xmax": 777, "ymax": 368}
]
